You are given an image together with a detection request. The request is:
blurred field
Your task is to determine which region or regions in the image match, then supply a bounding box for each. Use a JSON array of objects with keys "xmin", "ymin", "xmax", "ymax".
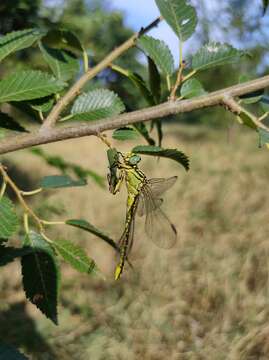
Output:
[{"xmin": 2, "ymin": 122, "xmax": 269, "ymax": 359}]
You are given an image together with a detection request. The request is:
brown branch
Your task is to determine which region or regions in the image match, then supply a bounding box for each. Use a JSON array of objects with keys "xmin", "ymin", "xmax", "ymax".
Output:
[
  {"xmin": 1, "ymin": 75, "xmax": 269, "ymax": 155},
  {"xmin": 41, "ymin": 17, "xmax": 162, "ymax": 131}
]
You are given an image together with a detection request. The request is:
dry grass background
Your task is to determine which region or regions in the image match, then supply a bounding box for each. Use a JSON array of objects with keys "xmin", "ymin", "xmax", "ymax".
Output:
[{"xmin": 1, "ymin": 122, "xmax": 269, "ymax": 359}]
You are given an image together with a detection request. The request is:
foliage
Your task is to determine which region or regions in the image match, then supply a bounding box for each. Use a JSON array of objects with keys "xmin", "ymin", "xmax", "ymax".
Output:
[{"xmin": 0, "ymin": 0, "xmax": 268, "ymax": 337}]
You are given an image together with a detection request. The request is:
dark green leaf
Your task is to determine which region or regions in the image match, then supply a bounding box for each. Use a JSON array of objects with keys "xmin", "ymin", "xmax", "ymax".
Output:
[
  {"xmin": 0, "ymin": 197, "xmax": 19, "ymax": 239},
  {"xmin": 40, "ymin": 175, "xmax": 87, "ymax": 189},
  {"xmin": 53, "ymin": 239, "xmax": 96, "ymax": 274},
  {"xmin": 0, "ymin": 343, "xmax": 28, "ymax": 359},
  {"xmin": 0, "ymin": 28, "xmax": 45, "ymax": 63},
  {"xmin": 112, "ymin": 127, "xmax": 139, "ymax": 141},
  {"xmin": 155, "ymin": 0, "xmax": 197, "ymax": 41},
  {"xmin": 40, "ymin": 43, "xmax": 80, "ymax": 82},
  {"xmin": 70, "ymin": 89, "xmax": 125, "ymax": 121},
  {"xmin": 42, "ymin": 29, "xmax": 84, "ymax": 55},
  {"xmin": 0, "ymin": 245, "xmax": 33, "ymax": 266},
  {"xmin": 107, "ymin": 148, "xmax": 119, "ymax": 194},
  {"xmin": 180, "ymin": 79, "xmax": 207, "ymax": 98},
  {"xmin": 27, "ymin": 96, "xmax": 54, "ymax": 112},
  {"xmin": 66, "ymin": 219, "xmax": 118, "ymax": 251},
  {"xmin": 132, "ymin": 145, "xmax": 190, "ymax": 171},
  {"xmin": 21, "ymin": 231, "xmax": 59, "ymax": 324},
  {"xmin": 148, "ymin": 57, "xmax": 161, "ymax": 104},
  {"xmin": 192, "ymin": 42, "xmax": 245, "ymax": 71},
  {"xmin": 133, "ymin": 122, "xmax": 155, "ymax": 145},
  {"xmin": 0, "ymin": 71, "xmax": 66, "ymax": 103},
  {"xmin": 138, "ymin": 36, "xmax": 174, "ymax": 76},
  {"xmin": 0, "ymin": 112, "xmax": 28, "ymax": 132}
]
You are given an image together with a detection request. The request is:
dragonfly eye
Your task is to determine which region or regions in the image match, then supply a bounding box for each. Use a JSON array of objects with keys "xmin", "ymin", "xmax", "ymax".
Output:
[{"xmin": 129, "ymin": 155, "xmax": 141, "ymax": 165}]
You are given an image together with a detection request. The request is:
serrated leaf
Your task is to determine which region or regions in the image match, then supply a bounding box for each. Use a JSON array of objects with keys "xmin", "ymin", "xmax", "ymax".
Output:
[
  {"xmin": 0, "ymin": 197, "xmax": 19, "ymax": 239},
  {"xmin": 21, "ymin": 231, "xmax": 59, "ymax": 324},
  {"xmin": 0, "ymin": 28, "xmax": 45, "ymax": 63},
  {"xmin": 132, "ymin": 145, "xmax": 189, "ymax": 171},
  {"xmin": 66, "ymin": 219, "xmax": 118, "ymax": 251},
  {"xmin": 138, "ymin": 35, "xmax": 174, "ymax": 76},
  {"xmin": 40, "ymin": 175, "xmax": 87, "ymax": 189},
  {"xmin": 0, "ymin": 245, "xmax": 33, "ymax": 266},
  {"xmin": 0, "ymin": 343, "xmax": 28, "ymax": 359},
  {"xmin": 155, "ymin": 0, "xmax": 197, "ymax": 41},
  {"xmin": 70, "ymin": 89, "xmax": 125, "ymax": 121},
  {"xmin": 258, "ymin": 128, "xmax": 269, "ymax": 147},
  {"xmin": 0, "ymin": 112, "xmax": 28, "ymax": 132},
  {"xmin": 180, "ymin": 79, "xmax": 207, "ymax": 98},
  {"xmin": 0, "ymin": 71, "xmax": 66, "ymax": 103},
  {"xmin": 192, "ymin": 42, "xmax": 245, "ymax": 71},
  {"xmin": 40, "ymin": 43, "xmax": 80, "ymax": 82},
  {"xmin": 112, "ymin": 127, "xmax": 139, "ymax": 141},
  {"xmin": 111, "ymin": 66, "xmax": 155, "ymax": 105},
  {"xmin": 133, "ymin": 122, "xmax": 155, "ymax": 145},
  {"xmin": 53, "ymin": 239, "xmax": 96, "ymax": 274},
  {"xmin": 42, "ymin": 29, "xmax": 84, "ymax": 55},
  {"xmin": 148, "ymin": 57, "xmax": 161, "ymax": 104}
]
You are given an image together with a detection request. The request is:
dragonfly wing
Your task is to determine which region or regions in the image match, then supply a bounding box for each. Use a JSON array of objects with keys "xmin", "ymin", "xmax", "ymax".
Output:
[
  {"xmin": 147, "ymin": 176, "xmax": 177, "ymax": 198},
  {"xmin": 142, "ymin": 184, "xmax": 177, "ymax": 249}
]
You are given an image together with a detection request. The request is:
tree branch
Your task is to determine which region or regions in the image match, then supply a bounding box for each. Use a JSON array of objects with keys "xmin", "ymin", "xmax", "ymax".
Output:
[
  {"xmin": 1, "ymin": 75, "xmax": 269, "ymax": 155},
  {"xmin": 41, "ymin": 17, "xmax": 162, "ymax": 131}
]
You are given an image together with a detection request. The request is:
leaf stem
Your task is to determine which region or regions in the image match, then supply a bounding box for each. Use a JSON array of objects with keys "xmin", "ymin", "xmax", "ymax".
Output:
[
  {"xmin": 0, "ymin": 180, "xmax": 6, "ymax": 198},
  {"xmin": 21, "ymin": 188, "xmax": 43, "ymax": 196}
]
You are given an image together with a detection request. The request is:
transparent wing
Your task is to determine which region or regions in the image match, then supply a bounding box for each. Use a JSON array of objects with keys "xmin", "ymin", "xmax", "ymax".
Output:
[
  {"xmin": 137, "ymin": 176, "xmax": 177, "ymax": 217},
  {"xmin": 141, "ymin": 184, "xmax": 177, "ymax": 249}
]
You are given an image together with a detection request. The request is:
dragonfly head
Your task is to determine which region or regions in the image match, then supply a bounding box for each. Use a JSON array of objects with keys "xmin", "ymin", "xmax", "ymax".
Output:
[{"xmin": 126, "ymin": 153, "xmax": 141, "ymax": 166}]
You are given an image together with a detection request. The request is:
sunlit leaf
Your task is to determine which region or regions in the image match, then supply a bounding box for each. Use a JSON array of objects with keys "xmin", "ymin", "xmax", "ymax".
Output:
[
  {"xmin": 0, "ymin": 197, "xmax": 19, "ymax": 240},
  {"xmin": 0, "ymin": 28, "xmax": 45, "ymax": 63},
  {"xmin": 53, "ymin": 239, "xmax": 96, "ymax": 274},
  {"xmin": 180, "ymin": 79, "xmax": 206, "ymax": 98},
  {"xmin": 21, "ymin": 232, "xmax": 59, "ymax": 324},
  {"xmin": 0, "ymin": 71, "xmax": 66, "ymax": 103},
  {"xmin": 132, "ymin": 145, "xmax": 189, "ymax": 171},
  {"xmin": 40, "ymin": 175, "xmax": 87, "ymax": 189},
  {"xmin": 192, "ymin": 42, "xmax": 245, "ymax": 71},
  {"xmin": 155, "ymin": 0, "xmax": 197, "ymax": 41},
  {"xmin": 70, "ymin": 89, "xmax": 125, "ymax": 121},
  {"xmin": 138, "ymin": 36, "xmax": 174, "ymax": 76},
  {"xmin": 66, "ymin": 219, "xmax": 118, "ymax": 251}
]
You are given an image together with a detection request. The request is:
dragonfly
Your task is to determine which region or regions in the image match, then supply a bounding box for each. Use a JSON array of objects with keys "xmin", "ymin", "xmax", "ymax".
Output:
[{"xmin": 108, "ymin": 151, "xmax": 177, "ymax": 280}]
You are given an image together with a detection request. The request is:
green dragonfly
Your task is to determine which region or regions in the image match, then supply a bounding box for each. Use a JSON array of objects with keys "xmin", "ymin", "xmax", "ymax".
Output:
[{"xmin": 108, "ymin": 151, "xmax": 177, "ymax": 280}]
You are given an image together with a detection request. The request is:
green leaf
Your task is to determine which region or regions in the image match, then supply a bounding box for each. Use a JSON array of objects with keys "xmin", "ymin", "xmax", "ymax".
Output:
[
  {"xmin": 258, "ymin": 128, "xmax": 269, "ymax": 148},
  {"xmin": 0, "ymin": 112, "xmax": 28, "ymax": 132},
  {"xmin": 133, "ymin": 122, "xmax": 155, "ymax": 145},
  {"xmin": 0, "ymin": 245, "xmax": 33, "ymax": 266},
  {"xmin": 0, "ymin": 197, "xmax": 19, "ymax": 240},
  {"xmin": 27, "ymin": 96, "xmax": 54, "ymax": 112},
  {"xmin": 42, "ymin": 29, "xmax": 84, "ymax": 55},
  {"xmin": 21, "ymin": 231, "xmax": 59, "ymax": 324},
  {"xmin": 0, "ymin": 343, "xmax": 29, "ymax": 359},
  {"xmin": 192, "ymin": 42, "xmax": 245, "ymax": 71},
  {"xmin": 260, "ymin": 95, "xmax": 269, "ymax": 112},
  {"xmin": 66, "ymin": 219, "xmax": 118, "ymax": 251},
  {"xmin": 112, "ymin": 127, "xmax": 139, "ymax": 141},
  {"xmin": 40, "ymin": 175, "xmax": 87, "ymax": 189},
  {"xmin": 0, "ymin": 71, "xmax": 66, "ymax": 103},
  {"xmin": 111, "ymin": 66, "xmax": 155, "ymax": 106},
  {"xmin": 180, "ymin": 79, "xmax": 207, "ymax": 98},
  {"xmin": 155, "ymin": 0, "xmax": 197, "ymax": 41},
  {"xmin": 238, "ymin": 75, "xmax": 263, "ymax": 104},
  {"xmin": 70, "ymin": 89, "xmax": 125, "ymax": 121},
  {"xmin": 148, "ymin": 57, "xmax": 161, "ymax": 104},
  {"xmin": 132, "ymin": 145, "xmax": 190, "ymax": 171},
  {"xmin": 138, "ymin": 35, "xmax": 174, "ymax": 76},
  {"xmin": 40, "ymin": 43, "xmax": 80, "ymax": 82},
  {"xmin": 0, "ymin": 28, "xmax": 45, "ymax": 63},
  {"xmin": 237, "ymin": 112, "xmax": 257, "ymax": 130},
  {"xmin": 52, "ymin": 239, "xmax": 96, "ymax": 274},
  {"xmin": 107, "ymin": 148, "xmax": 119, "ymax": 194}
]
